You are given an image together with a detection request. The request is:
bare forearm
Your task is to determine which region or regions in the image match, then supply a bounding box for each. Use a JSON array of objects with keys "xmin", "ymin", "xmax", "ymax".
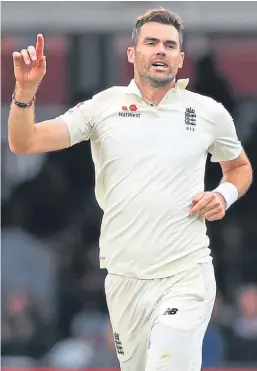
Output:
[
  {"xmin": 8, "ymin": 85, "xmax": 38, "ymax": 153},
  {"xmin": 222, "ymin": 164, "xmax": 253, "ymax": 197}
]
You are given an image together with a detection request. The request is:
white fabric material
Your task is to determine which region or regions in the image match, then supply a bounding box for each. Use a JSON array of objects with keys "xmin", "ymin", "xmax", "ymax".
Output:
[
  {"xmin": 213, "ymin": 181, "xmax": 239, "ymax": 210},
  {"xmin": 105, "ymin": 262, "xmax": 216, "ymax": 371},
  {"xmin": 59, "ymin": 79, "xmax": 242, "ymax": 278}
]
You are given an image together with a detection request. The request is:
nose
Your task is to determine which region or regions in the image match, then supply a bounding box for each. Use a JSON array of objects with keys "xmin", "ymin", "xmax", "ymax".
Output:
[{"xmin": 156, "ymin": 43, "xmax": 166, "ymax": 56}]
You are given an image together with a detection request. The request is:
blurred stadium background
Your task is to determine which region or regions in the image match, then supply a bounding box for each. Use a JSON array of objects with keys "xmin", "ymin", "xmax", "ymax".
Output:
[{"xmin": 1, "ymin": 1, "xmax": 257, "ymax": 370}]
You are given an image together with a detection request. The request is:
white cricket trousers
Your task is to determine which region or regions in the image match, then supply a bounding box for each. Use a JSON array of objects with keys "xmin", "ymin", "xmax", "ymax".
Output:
[{"xmin": 105, "ymin": 262, "xmax": 216, "ymax": 371}]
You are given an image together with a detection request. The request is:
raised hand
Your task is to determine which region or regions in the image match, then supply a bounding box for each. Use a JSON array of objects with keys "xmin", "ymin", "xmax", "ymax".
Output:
[{"xmin": 12, "ymin": 34, "xmax": 46, "ymax": 91}]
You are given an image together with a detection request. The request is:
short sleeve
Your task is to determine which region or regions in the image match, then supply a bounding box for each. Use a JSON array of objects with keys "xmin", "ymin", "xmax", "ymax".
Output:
[
  {"xmin": 59, "ymin": 100, "xmax": 94, "ymax": 146},
  {"xmin": 208, "ymin": 103, "xmax": 242, "ymax": 162}
]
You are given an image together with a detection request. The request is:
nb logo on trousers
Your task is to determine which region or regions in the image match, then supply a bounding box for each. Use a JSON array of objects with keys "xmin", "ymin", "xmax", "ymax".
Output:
[{"xmin": 163, "ymin": 308, "xmax": 178, "ymax": 315}]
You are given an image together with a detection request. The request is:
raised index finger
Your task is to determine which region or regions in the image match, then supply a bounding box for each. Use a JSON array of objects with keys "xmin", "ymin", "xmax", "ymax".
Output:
[{"xmin": 36, "ymin": 34, "xmax": 44, "ymax": 58}]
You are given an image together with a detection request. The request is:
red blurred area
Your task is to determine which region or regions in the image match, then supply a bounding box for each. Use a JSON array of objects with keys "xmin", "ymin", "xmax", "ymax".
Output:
[
  {"xmin": 2, "ymin": 369, "xmax": 257, "ymax": 371},
  {"xmin": 210, "ymin": 36, "xmax": 257, "ymax": 96}
]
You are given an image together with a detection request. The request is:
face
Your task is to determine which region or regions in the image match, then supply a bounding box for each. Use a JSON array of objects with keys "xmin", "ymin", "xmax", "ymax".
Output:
[{"xmin": 128, "ymin": 22, "xmax": 184, "ymax": 88}]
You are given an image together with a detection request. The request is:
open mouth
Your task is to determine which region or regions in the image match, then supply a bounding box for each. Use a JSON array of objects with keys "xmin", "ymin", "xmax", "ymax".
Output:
[{"xmin": 152, "ymin": 62, "xmax": 168, "ymax": 68}]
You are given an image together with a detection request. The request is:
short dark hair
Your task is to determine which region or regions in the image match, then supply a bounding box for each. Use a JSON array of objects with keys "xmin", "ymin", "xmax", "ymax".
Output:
[{"xmin": 132, "ymin": 8, "xmax": 184, "ymax": 48}]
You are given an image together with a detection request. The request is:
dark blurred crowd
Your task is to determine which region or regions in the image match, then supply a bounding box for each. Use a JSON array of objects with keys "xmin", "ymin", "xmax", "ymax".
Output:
[{"xmin": 1, "ymin": 54, "xmax": 257, "ymax": 368}]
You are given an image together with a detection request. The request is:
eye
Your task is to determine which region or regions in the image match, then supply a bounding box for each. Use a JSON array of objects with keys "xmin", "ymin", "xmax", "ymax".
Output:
[
  {"xmin": 167, "ymin": 44, "xmax": 175, "ymax": 49},
  {"xmin": 147, "ymin": 42, "xmax": 155, "ymax": 46}
]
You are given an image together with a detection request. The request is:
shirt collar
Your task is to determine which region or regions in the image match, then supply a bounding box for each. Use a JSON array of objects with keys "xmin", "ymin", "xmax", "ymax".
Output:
[{"xmin": 125, "ymin": 78, "xmax": 189, "ymax": 98}]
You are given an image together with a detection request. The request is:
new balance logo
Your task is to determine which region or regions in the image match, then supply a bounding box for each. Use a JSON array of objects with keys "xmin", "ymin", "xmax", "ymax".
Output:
[
  {"xmin": 185, "ymin": 107, "xmax": 196, "ymax": 131},
  {"xmin": 119, "ymin": 104, "xmax": 140, "ymax": 118},
  {"xmin": 163, "ymin": 308, "xmax": 178, "ymax": 315},
  {"xmin": 114, "ymin": 332, "xmax": 124, "ymax": 355}
]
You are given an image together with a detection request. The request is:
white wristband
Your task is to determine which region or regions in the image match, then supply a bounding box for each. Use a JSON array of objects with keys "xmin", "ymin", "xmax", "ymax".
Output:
[{"xmin": 212, "ymin": 182, "xmax": 239, "ymax": 210}]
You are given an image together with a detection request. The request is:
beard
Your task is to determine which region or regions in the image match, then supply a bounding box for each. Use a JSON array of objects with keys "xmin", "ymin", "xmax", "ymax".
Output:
[{"xmin": 139, "ymin": 68, "xmax": 176, "ymax": 88}]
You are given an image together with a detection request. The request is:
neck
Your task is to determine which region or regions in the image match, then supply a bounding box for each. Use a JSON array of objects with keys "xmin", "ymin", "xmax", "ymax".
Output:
[{"xmin": 134, "ymin": 76, "xmax": 176, "ymax": 106}]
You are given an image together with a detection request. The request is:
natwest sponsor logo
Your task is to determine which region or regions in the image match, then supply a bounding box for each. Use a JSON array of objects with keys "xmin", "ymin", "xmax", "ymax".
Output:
[{"xmin": 119, "ymin": 104, "xmax": 140, "ymax": 118}]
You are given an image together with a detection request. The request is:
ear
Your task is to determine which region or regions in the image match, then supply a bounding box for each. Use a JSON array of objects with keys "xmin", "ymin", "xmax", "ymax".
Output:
[
  {"xmin": 127, "ymin": 46, "xmax": 135, "ymax": 64},
  {"xmin": 178, "ymin": 51, "xmax": 185, "ymax": 69}
]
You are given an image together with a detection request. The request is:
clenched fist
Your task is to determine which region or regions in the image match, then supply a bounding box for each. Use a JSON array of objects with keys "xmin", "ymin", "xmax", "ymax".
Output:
[{"xmin": 189, "ymin": 192, "xmax": 226, "ymax": 221}]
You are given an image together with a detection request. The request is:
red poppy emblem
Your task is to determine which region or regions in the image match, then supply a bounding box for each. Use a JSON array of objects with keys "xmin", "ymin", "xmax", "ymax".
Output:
[{"xmin": 129, "ymin": 104, "xmax": 138, "ymax": 111}]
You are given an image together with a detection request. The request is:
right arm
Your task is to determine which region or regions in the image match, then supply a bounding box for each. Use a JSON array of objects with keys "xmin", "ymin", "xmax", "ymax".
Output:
[
  {"xmin": 9, "ymin": 92, "xmax": 71, "ymax": 154},
  {"xmin": 8, "ymin": 34, "xmax": 75, "ymax": 154}
]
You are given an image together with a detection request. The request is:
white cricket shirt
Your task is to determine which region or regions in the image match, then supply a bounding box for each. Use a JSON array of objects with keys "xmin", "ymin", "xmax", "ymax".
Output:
[{"xmin": 59, "ymin": 79, "xmax": 242, "ymax": 279}]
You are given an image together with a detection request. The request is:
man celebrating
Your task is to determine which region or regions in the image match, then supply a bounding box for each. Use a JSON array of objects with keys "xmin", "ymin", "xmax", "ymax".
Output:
[{"xmin": 9, "ymin": 8, "xmax": 252, "ymax": 371}]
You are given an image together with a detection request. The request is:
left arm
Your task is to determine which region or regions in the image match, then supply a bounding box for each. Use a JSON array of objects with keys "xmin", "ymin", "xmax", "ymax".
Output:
[
  {"xmin": 190, "ymin": 101, "xmax": 253, "ymax": 221},
  {"xmin": 219, "ymin": 151, "xmax": 253, "ymax": 198}
]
